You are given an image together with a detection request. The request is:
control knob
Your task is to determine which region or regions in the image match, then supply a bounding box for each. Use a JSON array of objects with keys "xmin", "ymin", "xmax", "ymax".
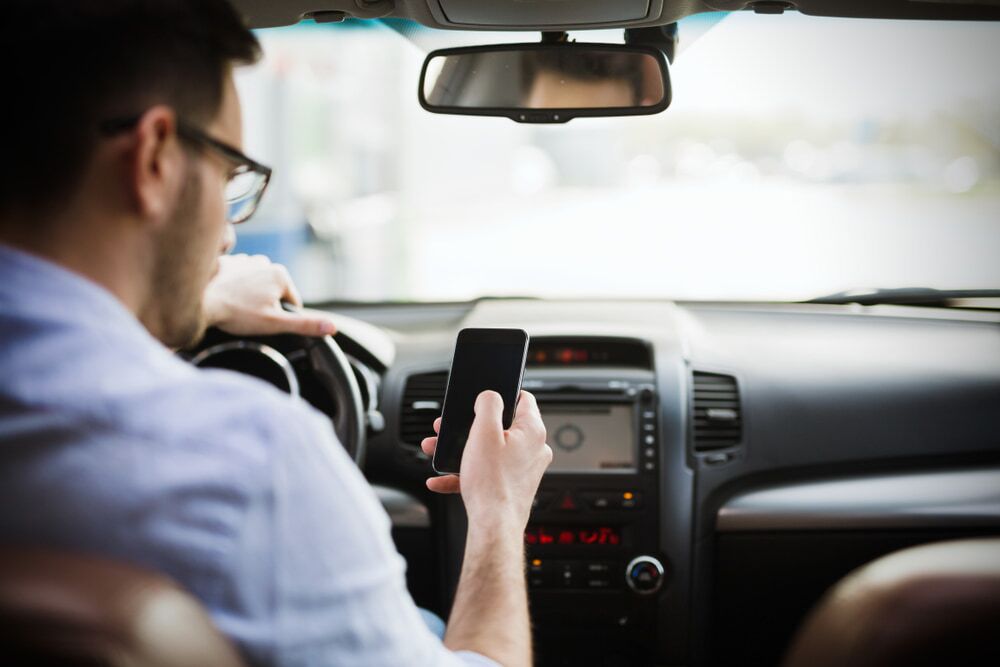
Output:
[{"xmin": 625, "ymin": 556, "xmax": 665, "ymax": 595}]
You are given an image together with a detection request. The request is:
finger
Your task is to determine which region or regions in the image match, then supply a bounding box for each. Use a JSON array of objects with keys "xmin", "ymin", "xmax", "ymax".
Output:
[
  {"xmin": 509, "ymin": 390, "xmax": 546, "ymax": 444},
  {"xmin": 302, "ymin": 308, "xmax": 337, "ymax": 335},
  {"xmin": 433, "ymin": 417, "xmax": 442, "ymax": 434},
  {"xmin": 421, "ymin": 435, "xmax": 437, "ymax": 456},
  {"xmin": 274, "ymin": 264, "xmax": 303, "ymax": 308},
  {"xmin": 269, "ymin": 310, "xmax": 337, "ymax": 337},
  {"xmin": 468, "ymin": 390, "xmax": 504, "ymax": 448},
  {"xmin": 426, "ymin": 475, "xmax": 461, "ymax": 494}
]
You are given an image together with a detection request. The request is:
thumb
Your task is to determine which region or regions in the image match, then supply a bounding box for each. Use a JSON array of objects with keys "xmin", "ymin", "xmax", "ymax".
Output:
[
  {"xmin": 271, "ymin": 310, "xmax": 337, "ymax": 337},
  {"xmin": 468, "ymin": 390, "xmax": 504, "ymax": 447}
]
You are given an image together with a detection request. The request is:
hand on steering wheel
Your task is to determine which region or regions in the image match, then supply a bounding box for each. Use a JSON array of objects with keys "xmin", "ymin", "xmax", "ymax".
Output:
[
  {"xmin": 203, "ymin": 254, "xmax": 338, "ymax": 338},
  {"xmin": 190, "ymin": 254, "xmax": 366, "ymax": 465}
]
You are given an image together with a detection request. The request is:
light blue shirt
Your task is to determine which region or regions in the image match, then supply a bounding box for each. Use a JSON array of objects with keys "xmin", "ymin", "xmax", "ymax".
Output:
[{"xmin": 0, "ymin": 244, "xmax": 496, "ymax": 667}]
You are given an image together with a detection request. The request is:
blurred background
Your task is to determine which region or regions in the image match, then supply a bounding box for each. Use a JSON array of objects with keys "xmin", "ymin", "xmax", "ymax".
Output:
[{"xmin": 233, "ymin": 12, "xmax": 1000, "ymax": 303}]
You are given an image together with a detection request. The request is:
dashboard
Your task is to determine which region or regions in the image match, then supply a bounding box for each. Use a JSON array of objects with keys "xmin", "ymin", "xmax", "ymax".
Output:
[{"xmin": 264, "ymin": 299, "xmax": 1000, "ymax": 666}]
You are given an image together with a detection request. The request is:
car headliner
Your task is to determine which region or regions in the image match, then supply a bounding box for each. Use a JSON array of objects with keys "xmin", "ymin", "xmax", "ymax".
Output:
[{"xmin": 233, "ymin": 0, "xmax": 1000, "ymax": 30}]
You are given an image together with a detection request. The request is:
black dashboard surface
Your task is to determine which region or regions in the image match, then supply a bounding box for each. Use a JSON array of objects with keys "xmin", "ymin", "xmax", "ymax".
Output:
[{"xmin": 322, "ymin": 298, "xmax": 1000, "ymax": 665}]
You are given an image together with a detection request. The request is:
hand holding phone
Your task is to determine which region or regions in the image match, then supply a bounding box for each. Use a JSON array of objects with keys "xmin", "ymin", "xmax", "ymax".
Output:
[{"xmin": 432, "ymin": 328, "xmax": 530, "ymax": 475}]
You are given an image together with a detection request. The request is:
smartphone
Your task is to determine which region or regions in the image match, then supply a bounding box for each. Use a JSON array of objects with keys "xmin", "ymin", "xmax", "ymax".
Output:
[{"xmin": 432, "ymin": 328, "xmax": 530, "ymax": 475}]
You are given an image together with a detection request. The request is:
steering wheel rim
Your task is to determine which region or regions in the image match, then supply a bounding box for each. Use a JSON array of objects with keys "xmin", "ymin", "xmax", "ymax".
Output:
[
  {"xmin": 302, "ymin": 333, "xmax": 367, "ymax": 466},
  {"xmin": 186, "ymin": 329, "xmax": 367, "ymax": 467}
]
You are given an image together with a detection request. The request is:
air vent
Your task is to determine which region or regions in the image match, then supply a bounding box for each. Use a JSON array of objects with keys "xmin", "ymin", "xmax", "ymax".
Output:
[
  {"xmin": 692, "ymin": 372, "xmax": 742, "ymax": 451},
  {"xmin": 400, "ymin": 372, "xmax": 448, "ymax": 447}
]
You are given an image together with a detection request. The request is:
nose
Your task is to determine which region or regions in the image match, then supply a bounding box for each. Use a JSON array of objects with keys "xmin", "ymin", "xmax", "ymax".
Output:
[{"xmin": 220, "ymin": 223, "xmax": 236, "ymax": 255}]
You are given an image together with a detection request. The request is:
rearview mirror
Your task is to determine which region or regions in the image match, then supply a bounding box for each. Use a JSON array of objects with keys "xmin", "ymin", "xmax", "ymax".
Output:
[{"xmin": 419, "ymin": 43, "xmax": 670, "ymax": 123}]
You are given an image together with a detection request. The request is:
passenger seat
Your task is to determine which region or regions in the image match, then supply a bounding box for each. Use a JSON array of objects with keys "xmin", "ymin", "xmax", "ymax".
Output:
[
  {"xmin": 784, "ymin": 538, "xmax": 1000, "ymax": 667},
  {"xmin": 0, "ymin": 547, "xmax": 246, "ymax": 667}
]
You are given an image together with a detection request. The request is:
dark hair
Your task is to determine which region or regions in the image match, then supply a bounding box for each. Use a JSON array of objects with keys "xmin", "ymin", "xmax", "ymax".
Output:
[{"xmin": 0, "ymin": 0, "xmax": 260, "ymax": 220}]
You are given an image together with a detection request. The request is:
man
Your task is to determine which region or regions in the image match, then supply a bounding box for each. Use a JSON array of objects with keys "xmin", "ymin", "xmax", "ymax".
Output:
[
  {"xmin": 0, "ymin": 2, "xmax": 552, "ymax": 666},
  {"xmin": 521, "ymin": 51, "xmax": 662, "ymax": 110}
]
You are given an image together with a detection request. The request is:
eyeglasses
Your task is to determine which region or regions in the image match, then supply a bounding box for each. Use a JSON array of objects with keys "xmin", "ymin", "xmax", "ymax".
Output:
[{"xmin": 99, "ymin": 116, "xmax": 272, "ymax": 224}]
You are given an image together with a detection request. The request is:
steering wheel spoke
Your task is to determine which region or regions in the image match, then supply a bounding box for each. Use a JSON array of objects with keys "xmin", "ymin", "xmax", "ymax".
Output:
[{"xmin": 184, "ymin": 329, "xmax": 367, "ymax": 467}]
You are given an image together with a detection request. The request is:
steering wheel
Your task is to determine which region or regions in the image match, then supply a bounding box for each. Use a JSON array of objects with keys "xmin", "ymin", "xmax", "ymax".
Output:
[{"xmin": 184, "ymin": 327, "xmax": 367, "ymax": 467}]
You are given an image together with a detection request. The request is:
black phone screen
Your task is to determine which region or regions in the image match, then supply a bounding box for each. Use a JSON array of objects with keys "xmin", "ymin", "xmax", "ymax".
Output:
[{"xmin": 432, "ymin": 328, "xmax": 529, "ymax": 474}]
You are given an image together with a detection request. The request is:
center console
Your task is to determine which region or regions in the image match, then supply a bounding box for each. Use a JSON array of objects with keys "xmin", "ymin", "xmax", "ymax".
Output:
[{"xmin": 521, "ymin": 339, "xmax": 664, "ymax": 664}]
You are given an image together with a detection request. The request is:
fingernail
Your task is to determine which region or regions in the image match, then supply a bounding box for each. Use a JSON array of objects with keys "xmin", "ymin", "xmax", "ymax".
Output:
[{"xmin": 320, "ymin": 321, "xmax": 336, "ymax": 335}]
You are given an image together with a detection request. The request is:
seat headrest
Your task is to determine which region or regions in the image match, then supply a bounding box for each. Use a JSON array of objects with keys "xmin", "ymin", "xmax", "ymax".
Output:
[
  {"xmin": 784, "ymin": 538, "xmax": 1000, "ymax": 667},
  {"xmin": 0, "ymin": 547, "xmax": 246, "ymax": 667}
]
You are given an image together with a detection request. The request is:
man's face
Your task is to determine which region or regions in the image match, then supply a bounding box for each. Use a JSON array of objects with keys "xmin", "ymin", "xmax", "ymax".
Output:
[
  {"xmin": 525, "ymin": 70, "xmax": 636, "ymax": 109},
  {"xmin": 152, "ymin": 70, "xmax": 242, "ymax": 348}
]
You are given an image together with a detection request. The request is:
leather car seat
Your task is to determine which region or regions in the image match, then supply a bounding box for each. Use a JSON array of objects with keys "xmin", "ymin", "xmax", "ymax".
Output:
[
  {"xmin": 783, "ymin": 538, "xmax": 1000, "ymax": 667},
  {"xmin": 0, "ymin": 547, "xmax": 247, "ymax": 667}
]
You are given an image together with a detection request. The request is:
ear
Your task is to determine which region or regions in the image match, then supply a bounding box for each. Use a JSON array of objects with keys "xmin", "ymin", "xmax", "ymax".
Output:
[{"xmin": 126, "ymin": 106, "xmax": 186, "ymax": 227}]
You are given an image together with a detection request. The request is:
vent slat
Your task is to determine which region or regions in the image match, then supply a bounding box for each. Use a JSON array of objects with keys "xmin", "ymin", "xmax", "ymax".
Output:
[
  {"xmin": 400, "ymin": 372, "xmax": 447, "ymax": 446},
  {"xmin": 692, "ymin": 371, "xmax": 742, "ymax": 452}
]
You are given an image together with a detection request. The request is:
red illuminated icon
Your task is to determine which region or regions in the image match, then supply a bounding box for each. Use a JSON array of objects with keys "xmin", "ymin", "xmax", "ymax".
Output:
[
  {"xmin": 524, "ymin": 532, "xmax": 538, "ymax": 545},
  {"xmin": 538, "ymin": 528, "xmax": 555, "ymax": 545},
  {"xmin": 558, "ymin": 530, "xmax": 575, "ymax": 545},
  {"xmin": 559, "ymin": 493, "xmax": 576, "ymax": 510}
]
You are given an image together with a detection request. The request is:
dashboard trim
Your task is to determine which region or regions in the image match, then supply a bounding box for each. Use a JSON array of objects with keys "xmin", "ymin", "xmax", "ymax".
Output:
[
  {"xmin": 374, "ymin": 485, "xmax": 431, "ymax": 528},
  {"xmin": 716, "ymin": 468, "xmax": 1000, "ymax": 532}
]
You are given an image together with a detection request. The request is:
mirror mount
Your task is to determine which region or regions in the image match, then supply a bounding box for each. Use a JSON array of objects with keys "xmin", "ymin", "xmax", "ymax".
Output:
[
  {"xmin": 541, "ymin": 31, "xmax": 570, "ymax": 44},
  {"xmin": 625, "ymin": 23, "xmax": 679, "ymax": 64}
]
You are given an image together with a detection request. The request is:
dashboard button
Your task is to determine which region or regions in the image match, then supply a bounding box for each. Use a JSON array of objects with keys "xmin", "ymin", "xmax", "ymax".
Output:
[
  {"xmin": 620, "ymin": 492, "xmax": 641, "ymax": 509},
  {"xmin": 626, "ymin": 556, "xmax": 665, "ymax": 595},
  {"xmin": 582, "ymin": 492, "xmax": 612, "ymax": 510},
  {"xmin": 532, "ymin": 492, "xmax": 555, "ymax": 511},
  {"xmin": 557, "ymin": 492, "xmax": 578, "ymax": 511},
  {"xmin": 558, "ymin": 561, "xmax": 580, "ymax": 588},
  {"xmin": 644, "ymin": 435, "xmax": 655, "ymax": 445},
  {"xmin": 527, "ymin": 558, "xmax": 548, "ymax": 588}
]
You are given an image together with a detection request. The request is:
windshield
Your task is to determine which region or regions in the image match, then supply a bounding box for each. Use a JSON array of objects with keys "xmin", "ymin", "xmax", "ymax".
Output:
[{"xmin": 235, "ymin": 13, "xmax": 1000, "ymax": 303}]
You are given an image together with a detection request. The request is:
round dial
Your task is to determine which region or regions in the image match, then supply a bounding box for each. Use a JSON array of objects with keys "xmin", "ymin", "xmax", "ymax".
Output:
[{"xmin": 625, "ymin": 556, "xmax": 665, "ymax": 595}]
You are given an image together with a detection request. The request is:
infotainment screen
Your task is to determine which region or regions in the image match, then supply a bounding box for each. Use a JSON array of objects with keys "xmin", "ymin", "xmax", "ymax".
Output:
[{"xmin": 540, "ymin": 403, "xmax": 636, "ymax": 472}]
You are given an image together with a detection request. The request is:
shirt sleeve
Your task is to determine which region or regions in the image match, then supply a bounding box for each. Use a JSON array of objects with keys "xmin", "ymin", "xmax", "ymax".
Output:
[{"xmin": 260, "ymin": 400, "xmax": 502, "ymax": 667}]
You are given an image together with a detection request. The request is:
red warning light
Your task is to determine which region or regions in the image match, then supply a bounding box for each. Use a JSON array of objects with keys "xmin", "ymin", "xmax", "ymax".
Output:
[{"xmin": 558, "ymin": 531, "xmax": 575, "ymax": 545}]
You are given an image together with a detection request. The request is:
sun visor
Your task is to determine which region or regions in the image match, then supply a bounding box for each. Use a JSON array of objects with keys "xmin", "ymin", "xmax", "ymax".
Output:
[{"xmin": 431, "ymin": 0, "xmax": 659, "ymax": 29}]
